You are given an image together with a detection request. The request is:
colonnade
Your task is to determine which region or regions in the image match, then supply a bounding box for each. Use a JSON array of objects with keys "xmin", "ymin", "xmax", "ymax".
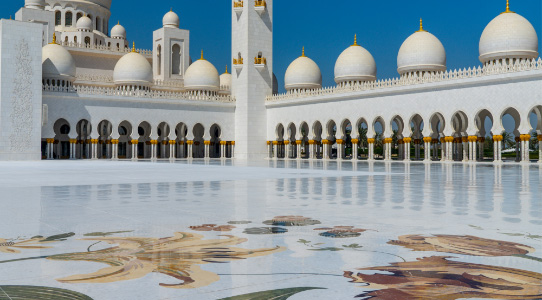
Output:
[
  {"xmin": 267, "ymin": 134, "xmax": 542, "ymax": 164},
  {"xmin": 43, "ymin": 138, "xmax": 235, "ymax": 160}
]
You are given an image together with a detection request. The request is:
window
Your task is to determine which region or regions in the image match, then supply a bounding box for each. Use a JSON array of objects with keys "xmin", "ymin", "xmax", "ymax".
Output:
[
  {"xmin": 64, "ymin": 36, "xmax": 68, "ymax": 44},
  {"xmin": 84, "ymin": 36, "xmax": 90, "ymax": 46},
  {"xmin": 65, "ymin": 12, "xmax": 73, "ymax": 26},
  {"xmin": 74, "ymin": 36, "xmax": 77, "ymax": 43},
  {"xmin": 76, "ymin": 13, "xmax": 82, "ymax": 21},
  {"xmin": 55, "ymin": 11, "xmax": 61, "ymax": 26},
  {"xmin": 172, "ymin": 44, "xmax": 181, "ymax": 75},
  {"xmin": 157, "ymin": 45, "xmax": 162, "ymax": 75}
]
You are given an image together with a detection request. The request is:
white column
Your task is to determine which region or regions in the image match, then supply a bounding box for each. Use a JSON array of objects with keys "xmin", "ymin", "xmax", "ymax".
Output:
[
  {"xmin": 132, "ymin": 141, "xmax": 138, "ymax": 161},
  {"xmin": 441, "ymin": 140, "xmax": 447, "ymax": 162},
  {"xmin": 538, "ymin": 139, "xmax": 541, "ymax": 164},
  {"xmin": 368, "ymin": 140, "xmax": 375, "ymax": 161},
  {"xmin": 296, "ymin": 141, "xmax": 302, "ymax": 160},
  {"xmin": 46, "ymin": 139, "xmax": 53, "ymax": 159},
  {"xmin": 111, "ymin": 140, "xmax": 118, "ymax": 160},
  {"xmin": 187, "ymin": 142, "xmax": 193, "ymax": 159},
  {"xmin": 268, "ymin": 142, "xmax": 273, "ymax": 158},
  {"xmin": 231, "ymin": 142, "xmax": 235, "ymax": 158},
  {"xmin": 337, "ymin": 140, "xmax": 344, "ymax": 160},
  {"xmin": 310, "ymin": 142, "xmax": 317, "ymax": 159},
  {"xmin": 352, "ymin": 139, "xmax": 359, "ymax": 160},
  {"xmin": 170, "ymin": 142, "xmax": 175, "ymax": 159},
  {"xmin": 462, "ymin": 139, "xmax": 468, "ymax": 162},
  {"xmin": 423, "ymin": 139, "xmax": 431, "ymax": 162},
  {"xmin": 322, "ymin": 141, "xmax": 329, "ymax": 159},
  {"xmin": 204, "ymin": 142, "xmax": 210, "ymax": 159}
]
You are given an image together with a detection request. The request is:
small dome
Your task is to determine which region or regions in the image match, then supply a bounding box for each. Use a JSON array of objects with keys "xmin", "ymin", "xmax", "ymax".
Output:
[
  {"xmin": 113, "ymin": 44, "xmax": 153, "ymax": 86},
  {"xmin": 76, "ymin": 15, "xmax": 92, "ymax": 31},
  {"xmin": 184, "ymin": 52, "xmax": 220, "ymax": 92},
  {"xmin": 42, "ymin": 36, "xmax": 76, "ymax": 81},
  {"xmin": 397, "ymin": 20, "xmax": 446, "ymax": 75},
  {"xmin": 285, "ymin": 48, "xmax": 322, "ymax": 91},
  {"xmin": 219, "ymin": 67, "xmax": 232, "ymax": 94},
  {"xmin": 111, "ymin": 22, "xmax": 126, "ymax": 39},
  {"xmin": 479, "ymin": 5, "xmax": 538, "ymax": 64},
  {"xmin": 335, "ymin": 36, "xmax": 377, "ymax": 84},
  {"xmin": 25, "ymin": 0, "xmax": 45, "ymax": 9},
  {"xmin": 163, "ymin": 10, "xmax": 180, "ymax": 28}
]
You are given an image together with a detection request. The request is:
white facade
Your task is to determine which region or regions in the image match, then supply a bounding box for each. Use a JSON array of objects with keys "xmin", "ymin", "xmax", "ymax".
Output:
[{"xmin": 0, "ymin": 0, "xmax": 540, "ymax": 164}]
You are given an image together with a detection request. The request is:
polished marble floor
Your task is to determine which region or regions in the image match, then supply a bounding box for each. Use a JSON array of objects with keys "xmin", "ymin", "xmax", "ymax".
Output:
[{"xmin": 0, "ymin": 160, "xmax": 540, "ymax": 299}]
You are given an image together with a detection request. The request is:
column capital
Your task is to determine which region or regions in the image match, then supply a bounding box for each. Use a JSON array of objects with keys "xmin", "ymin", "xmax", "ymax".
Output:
[
  {"xmin": 204, "ymin": 141, "xmax": 211, "ymax": 145},
  {"xmin": 367, "ymin": 138, "xmax": 375, "ymax": 144},
  {"xmin": 351, "ymin": 138, "xmax": 359, "ymax": 144},
  {"xmin": 492, "ymin": 135, "xmax": 503, "ymax": 142},
  {"xmin": 150, "ymin": 140, "xmax": 158, "ymax": 145},
  {"xmin": 336, "ymin": 139, "xmax": 344, "ymax": 144},
  {"xmin": 131, "ymin": 139, "xmax": 139, "ymax": 145},
  {"xmin": 519, "ymin": 134, "xmax": 531, "ymax": 141},
  {"xmin": 46, "ymin": 138, "xmax": 55, "ymax": 143},
  {"xmin": 403, "ymin": 137, "xmax": 412, "ymax": 143},
  {"xmin": 462, "ymin": 137, "xmax": 468, "ymax": 143},
  {"xmin": 538, "ymin": 135, "xmax": 542, "ymax": 142},
  {"xmin": 384, "ymin": 138, "xmax": 393, "ymax": 144},
  {"xmin": 445, "ymin": 136, "xmax": 454, "ymax": 143},
  {"xmin": 111, "ymin": 139, "xmax": 119, "ymax": 144},
  {"xmin": 230, "ymin": 141, "xmax": 235, "ymax": 145},
  {"xmin": 423, "ymin": 137, "xmax": 432, "ymax": 143},
  {"xmin": 162, "ymin": 140, "xmax": 168, "ymax": 145},
  {"xmin": 169, "ymin": 140, "xmax": 176, "ymax": 145},
  {"xmin": 468, "ymin": 136, "xmax": 478, "ymax": 142},
  {"xmin": 296, "ymin": 140, "xmax": 302, "ymax": 145},
  {"xmin": 220, "ymin": 141, "xmax": 228, "ymax": 145},
  {"xmin": 272, "ymin": 141, "xmax": 278, "ymax": 145},
  {"xmin": 308, "ymin": 140, "xmax": 316, "ymax": 145},
  {"xmin": 69, "ymin": 139, "xmax": 77, "ymax": 144},
  {"xmin": 186, "ymin": 140, "xmax": 194, "ymax": 145},
  {"xmin": 267, "ymin": 141, "xmax": 271, "ymax": 145}
]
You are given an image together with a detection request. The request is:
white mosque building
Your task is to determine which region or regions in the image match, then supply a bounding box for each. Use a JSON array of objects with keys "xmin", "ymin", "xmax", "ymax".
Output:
[{"xmin": 0, "ymin": 0, "xmax": 540, "ymax": 163}]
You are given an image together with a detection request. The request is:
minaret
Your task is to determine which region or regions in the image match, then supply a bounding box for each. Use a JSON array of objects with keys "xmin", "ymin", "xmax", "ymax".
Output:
[{"xmin": 232, "ymin": 0, "xmax": 273, "ymax": 160}]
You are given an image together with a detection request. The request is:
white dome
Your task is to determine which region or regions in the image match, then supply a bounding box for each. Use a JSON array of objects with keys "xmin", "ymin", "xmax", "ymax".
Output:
[
  {"xmin": 25, "ymin": 0, "xmax": 45, "ymax": 9},
  {"xmin": 163, "ymin": 11, "xmax": 180, "ymax": 28},
  {"xmin": 219, "ymin": 68, "xmax": 232, "ymax": 90},
  {"xmin": 479, "ymin": 10, "xmax": 539, "ymax": 63},
  {"xmin": 42, "ymin": 39, "xmax": 76, "ymax": 81},
  {"xmin": 76, "ymin": 15, "xmax": 92, "ymax": 31},
  {"xmin": 111, "ymin": 23, "xmax": 126, "ymax": 39},
  {"xmin": 285, "ymin": 49, "xmax": 322, "ymax": 91},
  {"xmin": 184, "ymin": 54, "xmax": 220, "ymax": 92},
  {"xmin": 397, "ymin": 22, "xmax": 446, "ymax": 75},
  {"xmin": 113, "ymin": 47, "xmax": 153, "ymax": 86},
  {"xmin": 335, "ymin": 37, "xmax": 377, "ymax": 84}
]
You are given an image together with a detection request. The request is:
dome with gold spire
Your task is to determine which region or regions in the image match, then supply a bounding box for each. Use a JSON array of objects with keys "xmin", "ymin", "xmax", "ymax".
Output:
[
  {"xmin": 285, "ymin": 47, "xmax": 322, "ymax": 91},
  {"xmin": 113, "ymin": 43, "xmax": 153, "ymax": 88},
  {"xmin": 42, "ymin": 33, "xmax": 76, "ymax": 83},
  {"xmin": 334, "ymin": 35, "xmax": 377, "ymax": 85},
  {"xmin": 479, "ymin": 0, "xmax": 538, "ymax": 64},
  {"xmin": 184, "ymin": 51, "xmax": 220, "ymax": 92},
  {"xmin": 397, "ymin": 19, "xmax": 446, "ymax": 76}
]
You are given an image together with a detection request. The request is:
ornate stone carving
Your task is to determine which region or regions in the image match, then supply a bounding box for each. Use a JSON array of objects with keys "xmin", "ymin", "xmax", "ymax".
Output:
[{"xmin": 9, "ymin": 39, "xmax": 34, "ymax": 152}]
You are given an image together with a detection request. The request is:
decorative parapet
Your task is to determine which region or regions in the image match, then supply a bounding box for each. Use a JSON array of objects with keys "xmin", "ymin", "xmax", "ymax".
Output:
[
  {"xmin": 233, "ymin": 58, "xmax": 244, "ymax": 65},
  {"xmin": 42, "ymin": 85, "xmax": 235, "ymax": 103},
  {"xmin": 153, "ymin": 80, "xmax": 184, "ymax": 89},
  {"xmin": 75, "ymin": 74, "xmax": 114, "ymax": 83},
  {"xmin": 61, "ymin": 41, "xmax": 152, "ymax": 57},
  {"xmin": 266, "ymin": 58, "xmax": 542, "ymax": 102}
]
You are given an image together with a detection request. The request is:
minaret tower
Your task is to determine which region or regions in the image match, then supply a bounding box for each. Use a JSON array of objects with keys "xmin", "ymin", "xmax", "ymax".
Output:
[{"xmin": 232, "ymin": 0, "xmax": 273, "ymax": 159}]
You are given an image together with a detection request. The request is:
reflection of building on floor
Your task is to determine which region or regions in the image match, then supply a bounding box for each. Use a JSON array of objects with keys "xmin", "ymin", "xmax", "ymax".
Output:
[{"xmin": 0, "ymin": 0, "xmax": 540, "ymax": 164}]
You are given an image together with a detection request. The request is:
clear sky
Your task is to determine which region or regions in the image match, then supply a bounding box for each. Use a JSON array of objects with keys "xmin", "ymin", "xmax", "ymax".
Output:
[{"xmin": 2, "ymin": 0, "xmax": 541, "ymax": 132}]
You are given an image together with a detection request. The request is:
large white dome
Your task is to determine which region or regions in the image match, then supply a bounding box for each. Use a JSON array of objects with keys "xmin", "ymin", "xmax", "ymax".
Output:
[
  {"xmin": 163, "ymin": 10, "xmax": 180, "ymax": 28},
  {"xmin": 479, "ymin": 8, "xmax": 539, "ymax": 63},
  {"xmin": 335, "ymin": 36, "xmax": 376, "ymax": 84},
  {"xmin": 42, "ymin": 37, "xmax": 76, "ymax": 82},
  {"xmin": 111, "ymin": 22, "xmax": 126, "ymax": 39},
  {"xmin": 113, "ymin": 45, "xmax": 153, "ymax": 87},
  {"xmin": 25, "ymin": 0, "xmax": 45, "ymax": 9},
  {"xmin": 76, "ymin": 15, "xmax": 92, "ymax": 31},
  {"xmin": 184, "ymin": 53, "xmax": 220, "ymax": 92},
  {"xmin": 285, "ymin": 48, "xmax": 322, "ymax": 91},
  {"xmin": 397, "ymin": 21, "xmax": 446, "ymax": 75}
]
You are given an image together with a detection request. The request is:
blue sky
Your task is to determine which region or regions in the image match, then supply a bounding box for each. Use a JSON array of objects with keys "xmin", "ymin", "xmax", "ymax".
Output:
[{"xmin": 2, "ymin": 0, "xmax": 541, "ymax": 132}]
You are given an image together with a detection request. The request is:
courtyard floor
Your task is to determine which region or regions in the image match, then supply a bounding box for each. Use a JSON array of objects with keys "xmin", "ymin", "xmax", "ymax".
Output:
[{"xmin": 0, "ymin": 160, "xmax": 540, "ymax": 299}]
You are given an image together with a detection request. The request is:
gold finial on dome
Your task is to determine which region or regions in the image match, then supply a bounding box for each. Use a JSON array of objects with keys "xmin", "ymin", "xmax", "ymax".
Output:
[
  {"xmin": 117, "ymin": 20, "xmax": 120, "ymax": 25},
  {"xmin": 50, "ymin": 32, "xmax": 57, "ymax": 44},
  {"xmin": 131, "ymin": 42, "xmax": 136, "ymax": 52},
  {"xmin": 225, "ymin": 65, "xmax": 229, "ymax": 74},
  {"xmin": 417, "ymin": 18, "xmax": 427, "ymax": 32},
  {"xmin": 301, "ymin": 46, "xmax": 306, "ymax": 57},
  {"xmin": 502, "ymin": 0, "xmax": 515, "ymax": 14},
  {"xmin": 352, "ymin": 34, "xmax": 358, "ymax": 46},
  {"xmin": 200, "ymin": 50, "xmax": 205, "ymax": 60}
]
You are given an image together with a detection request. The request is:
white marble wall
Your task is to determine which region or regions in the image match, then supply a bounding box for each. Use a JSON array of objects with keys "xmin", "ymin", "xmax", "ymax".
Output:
[
  {"xmin": 266, "ymin": 69, "xmax": 542, "ymax": 139},
  {"xmin": 0, "ymin": 20, "xmax": 44, "ymax": 161}
]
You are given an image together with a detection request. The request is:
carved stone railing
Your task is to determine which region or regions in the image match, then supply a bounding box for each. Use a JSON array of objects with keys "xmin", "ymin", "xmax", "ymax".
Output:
[
  {"xmin": 75, "ymin": 74, "xmax": 114, "ymax": 83},
  {"xmin": 43, "ymin": 85, "xmax": 235, "ymax": 103},
  {"xmin": 61, "ymin": 41, "xmax": 152, "ymax": 57},
  {"xmin": 153, "ymin": 80, "xmax": 184, "ymax": 89},
  {"xmin": 266, "ymin": 58, "xmax": 542, "ymax": 102}
]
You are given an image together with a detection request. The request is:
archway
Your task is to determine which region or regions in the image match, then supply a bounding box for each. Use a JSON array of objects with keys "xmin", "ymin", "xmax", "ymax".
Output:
[
  {"xmin": 373, "ymin": 117, "xmax": 385, "ymax": 159},
  {"xmin": 409, "ymin": 114, "xmax": 424, "ymax": 160},
  {"xmin": 299, "ymin": 122, "xmax": 310, "ymax": 159},
  {"xmin": 529, "ymin": 105, "xmax": 542, "ymax": 161},
  {"xmin": 452, "ymin": 111, "xmax": 468, "ymax": 161},
  {"xmin": 175, "ymin": 122, "xmax": 188, "ymax": 158},
  {"xmin": 475, "ymin": 109, "xmax": 494, "ymax": 161},
  {"xmin": 97, "ymin": 120, "xmax": 112, "ymax": 159},
  {"xmin": 276, "ymin": 123, "xmax": 285, "ymax": 158},
  {"xmin": 287, "ymin": 123, "xmax": 297, "ymax": 158},
  {"xmin": 312, "ymin": 121, "xmax": 323, "ymax": 159},
  {"xmin": 326, "ymin": 120, "xmax": 337, "ymax": 159},
  {"xmin": 210, "ymin": 124, "xmax": 222, "ymax": 158},
  {"xmin": 500, "ymin": 108, "xmax": 520, "ymax": 161},
  {"xmin": 118, "ymin": 121, "xmax": 132, "ymax": 159},
  {"xmin": 137, "ymin": 121, "xmax": 152, "ymax": 159},
  {"xmin": 157, "ymin": 122, "xmax": 171, "ymax": 159},
  {"xmin": 53, "ymin": 119, "xmax": 71, "ymax": 159},
  {"xmin": 391, "ymin": 115, "xmax": 405, "ymax": 160},
  {"xmin": 429, "ymin": 113, "xmax": 445, "ymax": 161},
  {"xmin": 192, "ymin": 123, "xmax": 205, "ymax": 158},
  {"xmin": 76, "ymin": 119, "xmax": 91, "ymax": 159},
  {"xmin": 356, "ymin": 118, "xmax": 369, "ymax": 159},
  {"xmin": 340, "ymin": 119, "xmax": 352, "ymax": 159}
]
